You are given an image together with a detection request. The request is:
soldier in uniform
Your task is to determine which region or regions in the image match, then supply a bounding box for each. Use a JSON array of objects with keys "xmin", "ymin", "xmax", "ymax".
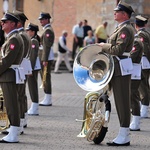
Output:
[
  {"xmin": 0, "ymin": 12, "xmax": 24, "ymax": 143},
  {"xmin": 38, "ymin": 12, "xmax": 55, "ymax": 106},
  {"xmin": 1, "ymin": 11, "xmax": 30, "ymax": 135},
  {"xmin": 14, "ymin": 11, "xmax": 31, "ymax": 130},
  {"xmin": 98, "ymin": 1, "xmax": 135, "ymax": 146},
  {"xmin": 136, "ymin": 16, "xmax": 150, "ymax": 118},
  {"xmin": 26, "ymin": 23, "xmax": 40, "ymax": 115},
  {"xmin": 129, "ymin": 22, "xmax": 144, "ymax": 131}
]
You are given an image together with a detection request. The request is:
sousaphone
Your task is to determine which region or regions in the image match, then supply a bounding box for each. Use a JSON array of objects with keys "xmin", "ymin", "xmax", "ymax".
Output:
[{"xmin": 73, "ymin": 44, "xmax": 114, "ymax": 144}]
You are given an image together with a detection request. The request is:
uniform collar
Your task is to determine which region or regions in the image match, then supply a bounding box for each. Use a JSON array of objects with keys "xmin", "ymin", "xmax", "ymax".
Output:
[
  {"xmin": 43, "ymin": 23, "xmax": 50, "ymax": 29},
  {"xmin": 113, "ymin": 20, "xmax": 130, "ymax": 34},
  {"xmin": 6, "ymin": 29, "xmax": 18, "ymax": 38},
  {"xmin": 18, "ymin": 27, "xmax": 24, "ymax": 31},
  {"xmin": 138, "ymin": 27, "xmax": 146, "ymax": 31},
  {"xmin": 117, "ymin": 20, "xmax": 130, "ymax": 28}
]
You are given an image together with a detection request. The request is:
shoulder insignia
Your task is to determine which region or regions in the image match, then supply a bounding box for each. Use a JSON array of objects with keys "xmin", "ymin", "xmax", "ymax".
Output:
[
  {"xmin": 32, "ymin": 44, "xmax": 35, "ymax": 48},
  {"xmin": 46, "ymin": 33, "xmax": 50, "ymax": 37},
  {"xmin": 131, "ymin": 46, "xmax": 136, "ymax": 52},
  {"xmin": 120, "ymin": 33, "xmax": 126, "ymax": 39},
  {"xmin": 140, "ymin": 37, "xmax": 144, "ymax": 42},
  {"xmin": 10, "ymin": 44, "xmax": 15, "ymax": 50}
]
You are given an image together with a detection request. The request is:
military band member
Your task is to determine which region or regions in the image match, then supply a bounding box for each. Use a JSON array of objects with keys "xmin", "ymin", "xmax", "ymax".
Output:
[
  {"xmin": 38, "ymin": 12, "xmax": 55, "ymax": 106},
  {"xmin": 129, "ymin": 28, "xmax": 144, "ymax": 131},
  {"xmin": 136, "ymin": 16, "xmax": 150, "ymax": 118},
  {"xmin": 0, "ymin": 12, "xmax": 24, "ymax": 143},
  {"xmin": 1, "ymin": 11, "xmax": 30, "ymax": 135},
  {"xmin": 26, "ymin": 23, "xmax": 40, "ymax": 115},
  {"xmin": 98, "ymin": 1, "xmax": 135, "ymax": 146},
  {"xmin": 14, "ymin": 11, "xmax": 31, "ymax": 130}
]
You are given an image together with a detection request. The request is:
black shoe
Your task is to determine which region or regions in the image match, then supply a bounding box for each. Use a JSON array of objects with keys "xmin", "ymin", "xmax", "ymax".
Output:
[
  {"xmin": 20, "ymin": 131, "xmax": 24, "ymax": 135},
  {"xmin": 0, "ymin": 139, "xmax": 19, "ymax": 143},
  {"xmin": 130, "ymin": 128, "xmax": 140, "ymax": 131},
  {"xmin": 39, "ymin": 103, "xmax": 52, "ymax": 106},
  {"xmin": 69, "ymin": 71, "xmax": 73, "ymax": 73},
  {"xmin": 24, "ymin": 124, "xmax": 27, "ymax": 128},
  {"xmin": 28, "ymin": 113, "xmax": 39, "ymax": 116},
  {"xmin": 1, "ymin": 130, "xmax": 9, "ymax": 135},
  {"xmin": 54, "ymin": 71, "xmax": 62, "ymax": 74},
  {"xmin": 107, "ymin": 142, "xmax": 130, "ymax": 146},
  {"xmin": 1, "ymin": 130, "xmax": 24, "ymax": 135}
]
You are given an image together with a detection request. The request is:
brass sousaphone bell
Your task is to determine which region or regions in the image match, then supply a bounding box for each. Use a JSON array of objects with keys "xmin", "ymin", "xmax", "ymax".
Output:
[{"xmin": 73, "ymin": 44, "xmax": 114, "ymax": 144}]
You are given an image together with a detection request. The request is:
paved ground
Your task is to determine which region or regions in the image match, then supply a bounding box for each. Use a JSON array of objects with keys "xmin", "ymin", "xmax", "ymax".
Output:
[{"xmin": 0, "ymin": 70, "xmax": 150, "ymax": 150}]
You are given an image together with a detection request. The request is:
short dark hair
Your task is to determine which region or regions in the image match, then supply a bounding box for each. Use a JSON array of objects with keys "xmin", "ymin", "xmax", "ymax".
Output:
[
  {"xmin": 136, "ymin": 21, "xmax": 147, "ymax": 27},
  {"xmin": 84, "ymin": 19, "xmax": 87, "ymax": 23}
]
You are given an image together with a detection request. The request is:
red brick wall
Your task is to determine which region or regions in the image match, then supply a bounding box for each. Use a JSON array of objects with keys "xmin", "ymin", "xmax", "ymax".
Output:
[
  {"xmin": 53, "ymin": 0, "xmax": 77, "ymax": 51},
  {"xmin": 0, "ymin": 0, "xmax": 150, "ymax": 51},
  {"xmin": 52, "ymin": 0, "xmax": 115, "ymax": 52}
]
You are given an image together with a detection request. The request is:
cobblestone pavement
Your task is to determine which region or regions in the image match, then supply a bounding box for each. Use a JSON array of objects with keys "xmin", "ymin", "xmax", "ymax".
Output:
[{"xmin": 0, "ymin": 71, "xmax": 150, "ymax": 150}]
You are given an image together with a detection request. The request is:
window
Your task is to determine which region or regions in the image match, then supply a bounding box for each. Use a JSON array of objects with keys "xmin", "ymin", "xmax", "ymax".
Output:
[{"xmin": 16, "ymin": 0, "xmax": 24, "ymax": 11}]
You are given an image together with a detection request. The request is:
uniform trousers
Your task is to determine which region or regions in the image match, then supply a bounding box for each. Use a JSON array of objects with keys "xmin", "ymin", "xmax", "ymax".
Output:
[
  {"xmin": 17, "ymin": 78, "xmax": 27, "ymax": 118},
  {"xmin": 40, "ymin": 60, "xmax": 53, "ymax": 94},
  {"xmin": 131, "ymin": 80, "xmax": 141, "ymax": 116},
  {"xmin": 72, "ymin": 37, "xmax": 83, "ymax": 60},
  {"xmin": 1, "ymin": 82, "xmax": 20, "ymax": 126},
  {"xmin": 54, "ymin": 51, "xmax": 72, "ymax": 72},
  {"xmin": 139, "ymin": 69, "xmax": 150, "ymax": 105},
  {"xmin": 28, "ymin": 70, "xmax": 39, "ymax": 103},
  {"xmin": 111, "ymin": 75, "xmax": 131, "ymax": 127}
]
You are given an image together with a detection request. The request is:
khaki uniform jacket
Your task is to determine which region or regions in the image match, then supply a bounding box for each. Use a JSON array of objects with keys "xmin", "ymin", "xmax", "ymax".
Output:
[
  {"xmin": 102, "ymin": 21, "xmax": 135, "ymax": 76},
  {"xmin": 30, "ymin": 37, "xmax": 39, "ymax": 70},
  {"xmin": 0, "ymin": 30, "xmax": 24, "ymax": 82},
  {"xmin": 130, "ymin": 35, "xmax": 143, "ymax": 63},
  {"xmin": 18, "ymin": 28, "xmax": 31, "ymax": 58},
  {"xmin": 41, "ymin": 24, "xmax": 55, "ymax": 61},
  {"xmin": 137, "ymin": 28, "xmax": 150, "ymax": 61}
]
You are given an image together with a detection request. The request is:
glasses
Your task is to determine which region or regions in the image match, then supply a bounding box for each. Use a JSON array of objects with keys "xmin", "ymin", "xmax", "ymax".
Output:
[{"xmin": 1, "ymin": 20, "xmax": 12, "ymax": 24}]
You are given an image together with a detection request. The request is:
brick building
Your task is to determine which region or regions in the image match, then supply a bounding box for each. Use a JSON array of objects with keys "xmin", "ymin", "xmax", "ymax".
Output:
[{"xmin": 0, "ymin": 0, "xmax": 150, "ymax": 52}]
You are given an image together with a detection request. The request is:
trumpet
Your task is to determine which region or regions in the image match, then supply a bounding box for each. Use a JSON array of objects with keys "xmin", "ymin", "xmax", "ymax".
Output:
[
  {"xmin": 73, "ymin": 44, "xmax": 114, "ymax": 144},
  {"xmin": 0, "ymin": 88, "xmax": 9, "ymax": 130},
  {"xmin": 43, "ymin": 66, "xmax": 47, "ymax": 84}
]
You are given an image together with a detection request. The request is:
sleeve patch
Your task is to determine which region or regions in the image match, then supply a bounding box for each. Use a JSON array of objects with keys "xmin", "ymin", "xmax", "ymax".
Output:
[
  {"xmin": 131, "ymin": 46, "xmax": 136, "ymax": 52},
  {"xmin": 10, "ymin": 44, "xmax": 15, "ymax": 50},
  {"xmin": 32, "ymin": 44, "xmax": 35, "ymax": 48},
  {"xmin": 46, "ymin": 34, "xmax": 50, "ymax": 37},
  {"xmin": 140, "ymin": 37, "xmax": 144, "ymax": 42},
  {"xmin": 120, "ymin": 33, "xmax": 126, "ymax": 39}
]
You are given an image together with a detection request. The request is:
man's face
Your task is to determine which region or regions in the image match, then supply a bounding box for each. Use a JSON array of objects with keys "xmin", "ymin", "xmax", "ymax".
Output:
[
  {"xmin": 83, "ymin": 20, "xmax": 87, "ymax": 26},
  {"xmin": 114, "ymin": 10, "xmax": 125, "ymax": 22},
  {"xmin": 17, "ymin": 21, "xmax": 22, "ymax": 29},
  {"xmin": 39, "ymin": 18, "xmax": 48, "ymax": 27},
  {"xmin": 64, "ymin": 32, "xmax": 68, "ymax": 37},
  {"xmin": 78, "ymin": 21, "xmax": 83, "ymax": 27},
  {"xmin": 1, "ymin": 20, "xmax": 15, "ymax": 34},
  {"xmin": 26, "ymin": 30, "xmax": 34, "ymax": 38}
]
